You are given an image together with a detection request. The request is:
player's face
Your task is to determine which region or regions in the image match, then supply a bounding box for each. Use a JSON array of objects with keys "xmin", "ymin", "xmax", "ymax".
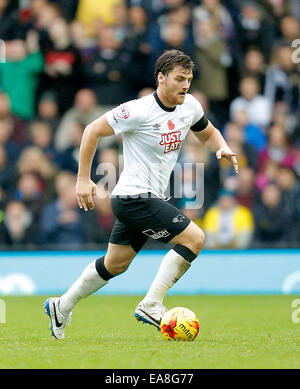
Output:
[{"xmin": 158, "ymin": 66, "xmax": 193, "ymax": 106}]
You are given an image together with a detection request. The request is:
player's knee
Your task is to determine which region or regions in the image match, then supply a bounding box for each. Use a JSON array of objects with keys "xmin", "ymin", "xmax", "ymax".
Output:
[
  {"xmin": 189, "ymin": 229, "xmax": 205, "ymax": 255},
  {"xmin": 112, "ymin": 261, "xmax": 130, "ymax": 275},
  {"xmin": 105, "ymin": 256, "xmax": 132, "ymax": 276}
]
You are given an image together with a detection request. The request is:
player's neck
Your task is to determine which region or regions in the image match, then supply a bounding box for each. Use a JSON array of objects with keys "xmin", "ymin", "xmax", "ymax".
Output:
[{"xmin": 156, "ymin": 88, "xmax": 176, "ymax": 110}]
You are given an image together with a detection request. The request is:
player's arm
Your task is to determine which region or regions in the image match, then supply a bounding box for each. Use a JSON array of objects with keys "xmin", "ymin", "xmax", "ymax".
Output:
[
  {"xmin": 192, "ymin": 120, "xmax": 239, "ymax": 174},
  {"xmin": 76, "ymin": 115, "xmax": 114, "ymax": 211}
]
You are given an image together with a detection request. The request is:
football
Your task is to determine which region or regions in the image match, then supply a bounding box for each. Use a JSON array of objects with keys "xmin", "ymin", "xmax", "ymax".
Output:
[{"xmin": 160, "ymin": 307, "xmax": 199, "ymax": 341}]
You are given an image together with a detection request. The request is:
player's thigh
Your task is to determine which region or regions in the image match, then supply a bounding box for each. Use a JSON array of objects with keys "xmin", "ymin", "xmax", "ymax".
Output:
[
  {"xmin": 109, "ymin": 217, "xmax": 148, "ymax": 254},
  {"xmin": 170, "ymin": 220, "xmax": 205, "ymax": 253}
]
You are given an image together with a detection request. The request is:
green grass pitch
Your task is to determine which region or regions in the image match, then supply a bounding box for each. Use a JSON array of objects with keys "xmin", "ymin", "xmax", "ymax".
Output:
[{"xmin": 0, "ymin": 295, "xmax": 299, "ymax": 369}]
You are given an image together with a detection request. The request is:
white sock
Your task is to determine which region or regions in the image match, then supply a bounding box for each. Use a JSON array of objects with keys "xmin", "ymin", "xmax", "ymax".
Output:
[
  {"xmin": 59, "ymin": 260, "xmax": 107, "ymax": 315},
  {"xmin": 143, "ymin": 249, "xmax": 191, "ymax": 306}
]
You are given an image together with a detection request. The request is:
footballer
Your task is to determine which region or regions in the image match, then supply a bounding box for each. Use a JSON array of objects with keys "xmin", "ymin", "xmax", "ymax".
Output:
[{"xmin": 44, "ymin": 50, "xmax": 238, "ymax": 339}]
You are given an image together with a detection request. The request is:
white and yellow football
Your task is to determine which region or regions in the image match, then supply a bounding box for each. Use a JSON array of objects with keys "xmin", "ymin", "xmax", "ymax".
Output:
[{"xmin": 160, "ymin": 307, "xmax": 199, "ymax": 341}]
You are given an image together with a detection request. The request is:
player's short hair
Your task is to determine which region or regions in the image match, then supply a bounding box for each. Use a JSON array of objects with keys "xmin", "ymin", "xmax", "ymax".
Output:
[{"xmin": 154, "ymin": 50, "xmax": 195, "ymax": 85}]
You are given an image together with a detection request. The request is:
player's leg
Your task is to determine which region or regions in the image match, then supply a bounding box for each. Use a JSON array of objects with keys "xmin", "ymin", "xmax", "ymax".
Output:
[
  {"xmin": 44, "ymin": 213, "xmax": 148, "ymax": 339},
  {"xmin": 44, "ymin": 243, "xmax": 137, "ymax": 339},
  {"xmin": 134, "ymin": 197, "xmax": 205, "ymax": 328},
  {"xmin": 141, "ymin": 221, "xmax": 205, "ymax": 308},
  {"xmin": 59, "ymin": 243, "xmax": 137, "ymax": 314}
]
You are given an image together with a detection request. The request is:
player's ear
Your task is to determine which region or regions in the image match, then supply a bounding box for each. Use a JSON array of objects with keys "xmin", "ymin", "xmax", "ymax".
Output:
[{"xmin": 157, "ymin": 72, "xmax": 165, "ymax": 84}]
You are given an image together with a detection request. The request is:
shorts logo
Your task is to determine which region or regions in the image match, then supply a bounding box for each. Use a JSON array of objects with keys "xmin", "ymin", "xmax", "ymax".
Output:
[
  {"xmin": 117, "ymin": 104, "xmax": 129, "ymax": 119},
  {"xmin": 142, "ymin": 229, "xmax": 171, "ymax": 239},
  {"xmin": 172, "ymin": 214, "xmax": 185, "ymax": 223}
]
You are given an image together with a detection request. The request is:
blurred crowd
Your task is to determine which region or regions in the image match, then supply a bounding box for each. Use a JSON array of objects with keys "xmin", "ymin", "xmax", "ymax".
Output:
[{"xmin": 0, "ymin": 0, "xmax": 300, "ymax": 250}]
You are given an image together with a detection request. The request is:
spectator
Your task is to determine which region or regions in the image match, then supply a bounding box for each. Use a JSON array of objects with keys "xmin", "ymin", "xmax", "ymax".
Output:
[
  {"xmin": 258, "ymin": 124, "xmax": 297, "ymax": 171},
  {"xmin": 76, "ymin": 0, "xmax": 124, "ymax": 36},
  {"xmin": 14, "ymin": 172, "xmax": 45, "ymax": 223},
  {"xmin": 54, "ymin": 88, "xmax": 114, "ymax": 151},
  {"xmin": 270, "ymin": 101, "xmax": 300, "ymax": 146},
  {"xmin": 235, "ymin": 166, "xmax": 256, "ymax": 208},
  {"xmin": 40, "ymin": 17, "xmax": 82, "ymax": 114},
  {"xmin": 255, "ymin": 159, "xmax": 278, "ymax": 191},
  {"xmin": 231, "ymin": 109, "xmax": 267, "ymax": 151},
  {"xmin": 122, "ymin": 6, "xmax": 152, "ymax": 91},
  {"xmin": 275, "ymin": 166, "xmax": 300, "ymax": 241},
  {"xmin": 253, "ymin": 183, "xmax": 289, "ymax": 246},
  {"xmin": 0, "ymin": 0, "xmax": 17, "ymax": 40},
  {"xmin": 233, "ymin": 1, "xmax": 274, "ymax": 64},
  {"xmin": 0, "ymin": 144, "xmax": 17, "ymax": 195},
  {"xmin": 35, "ymin": 92, "xmax": 60, "ymax": 131},
  {"xmin": 264, "ymin": 45, "xmax": 300, "ymax": 112},
  {"xmin": 127, "ymin": 0, "xmax": 165, "ymax": 23},
  {"xmin": 28, "ymin": 120, "xmax": 57, "ymax": 164},
  {"xmin": 83, "ymin": 26, "xmax": 132, "ymax": 105},
  {"xmin": 0, "ymin": 118, "xmax": 20, "ymax": 163},
  {"xmin": 191, "ymin": 90, "xmax": 220, "ymax": 129},
  {"xmin": 28, "ymin": 2, "xmax": 62, "ymax": 57},
  {"xmin": 39, "ymin": 171, "xmax": 84, "ymax": 247},
  {"xmin": 277, "ymin": 15, "xmax": 300, "ymax": 46},
  {"xmin": 56, "ymin": 120, "xmax": 87, "ymax": 174},
  {"xmin": 223, "ymin": 121, "xmax": 258, "ymax": 172},
  {"xmin": 242, "ymin": 48, "xmax": 266, "ymax": 92},
  {"xmin": 70, "ymin": 20, "xmax": 97, "ymax": 62},
  {"xmin": 230, "ymin": 75, "xmax": 272, "ymax": 128},
  {"xmin": 149, "ymin": 9, "xmax": 194, "ymax": 61},
  {"xmin": 112, "ymin": 2, "xmax": 129, "ymax": 42},
  {"xmin": 17, "ymin": 146, "xmax": 56, "ymax": 197},
  {"xmin": 193, "ymin": 0, "xmax": 234, "ymax": 48},
  {"xmin": 93, "ymin": 146, "xmax": 120, "ymax": 184},
  {"xmin": 149, "ymin": 20, "xmax": 193, "ymax": 73},
  {"xmin": 0, "ymin": 36, "xmax": 44, "ymax": 120},
  {"xmin": 0, "ymin": 200, "xmax": 36, "ymax": 247},
  {"xmin": 192, "ymin": 18, "xmax": 230, "ymax": 126},
  {"xmin": 51, "ymin": 0, "xmax": 78, "ymax": 22},
  {"xmin": 202, "ymin": 188, "xmax": 254, "ymax": 249},
  {"xmin": 0, "ymin": 93, "xmax": 26, "ymax": 146}
]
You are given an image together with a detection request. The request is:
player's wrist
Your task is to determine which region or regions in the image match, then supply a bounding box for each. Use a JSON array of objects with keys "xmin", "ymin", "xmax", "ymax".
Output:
[{"xmin": 77, "ymin": 174, "xmax": 91, "ymax": 182}]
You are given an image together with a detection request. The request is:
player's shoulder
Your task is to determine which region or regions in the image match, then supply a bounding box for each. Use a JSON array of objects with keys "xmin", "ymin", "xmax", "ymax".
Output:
[
  {"xmin": 183, "ymin": 93, "xmax": 202, "ymax": 108},
  {"xmin": 181, "ymin": 93, "xmax": 204, "ymax": 116},
  {"xmin": 118, "ymin": 93, "xmax": 154, "ymax": 120}
]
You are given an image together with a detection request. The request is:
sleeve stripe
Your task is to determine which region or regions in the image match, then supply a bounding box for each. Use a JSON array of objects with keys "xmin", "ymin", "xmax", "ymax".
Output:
[{"xmin": 190, "ymin": 115, "xmax": 209, "ymax": 132}]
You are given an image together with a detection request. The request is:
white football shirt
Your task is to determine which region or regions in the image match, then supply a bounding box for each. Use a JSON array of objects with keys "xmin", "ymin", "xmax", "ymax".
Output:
[{"xmin": 106, "ymin": 92, "xmax": 204, "ymax": 198}]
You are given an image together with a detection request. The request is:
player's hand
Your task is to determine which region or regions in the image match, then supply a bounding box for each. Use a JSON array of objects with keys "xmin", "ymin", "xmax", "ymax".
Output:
[
  {"xmin": 76, "ymin": 178, "xmax": 97, "ymax": 211},
  {"xmin": 216, "ymin": 148, "xmax": 239, "ymax": 174}
]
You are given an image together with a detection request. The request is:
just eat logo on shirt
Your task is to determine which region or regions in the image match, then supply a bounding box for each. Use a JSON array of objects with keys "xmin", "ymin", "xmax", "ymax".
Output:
[{"xmin": 159, "ymin": 130, "xmax": 182, "ymax": 153}]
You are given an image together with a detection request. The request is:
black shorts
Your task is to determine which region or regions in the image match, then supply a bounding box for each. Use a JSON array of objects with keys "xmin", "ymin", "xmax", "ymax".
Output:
[{"xmin": 109, "ymin": 193, "xmax": 191, "ymax": 252}]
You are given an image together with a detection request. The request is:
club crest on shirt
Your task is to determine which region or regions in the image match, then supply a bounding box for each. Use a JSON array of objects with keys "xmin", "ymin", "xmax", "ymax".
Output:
[
  {"xmin": 180, "ymin": 117, "xmax": 192, "ymax": 131},
  {"xmin": 116, "ymin": 104, "xmax": 129, "ymax": 119},
  {"xmin": 159, "ymin": 131, "xmax": 182, "ymax": 153}
]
